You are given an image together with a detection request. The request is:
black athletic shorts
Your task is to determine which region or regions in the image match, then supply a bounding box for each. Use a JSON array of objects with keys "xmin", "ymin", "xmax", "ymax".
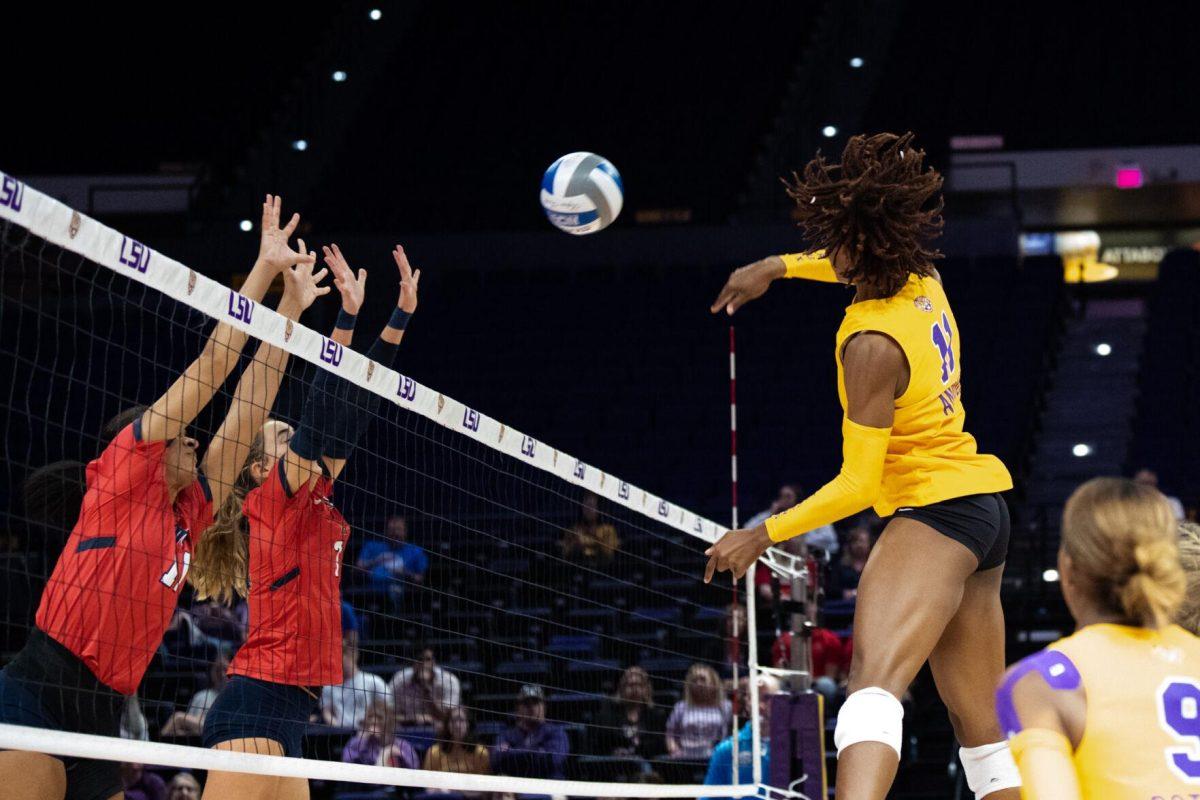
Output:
[
  {"xmin": 892, "ymin": 492, "xmax": 1010, "ymax": 571},
  {"xmin": 0, "ymin": 627, "xmax": 124, "ymax": 800}
]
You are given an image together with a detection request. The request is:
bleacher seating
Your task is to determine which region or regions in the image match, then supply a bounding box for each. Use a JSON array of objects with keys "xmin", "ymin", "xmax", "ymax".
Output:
[{"xmin": 1130, "ymin": 249, "xmax": 1200, "ymax": 508}]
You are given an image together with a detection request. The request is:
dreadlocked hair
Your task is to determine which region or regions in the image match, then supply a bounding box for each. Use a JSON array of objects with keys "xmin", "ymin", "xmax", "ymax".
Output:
[
  {"xmin": 785, "ymin": 132, "xmax": 944, "ymax": 297},
  {"xmin": 189, "ymin": 430, "xmax": 265, "ymax": 604}
]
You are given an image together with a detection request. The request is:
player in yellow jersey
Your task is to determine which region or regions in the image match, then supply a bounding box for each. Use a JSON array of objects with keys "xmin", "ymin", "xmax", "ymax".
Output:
[
  {"xmin": 995, "ymin": 478, "xmax": 1200, "ymax": 798},
  {"xmin": 703, "ymin": 132, "xmax": 1020, "ymax": 800}
]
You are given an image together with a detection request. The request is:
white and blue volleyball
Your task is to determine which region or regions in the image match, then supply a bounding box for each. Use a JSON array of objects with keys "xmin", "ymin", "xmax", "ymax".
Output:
[{"xmin": 539, "ymin": 152, "xmax": 623, "ymax": 235}]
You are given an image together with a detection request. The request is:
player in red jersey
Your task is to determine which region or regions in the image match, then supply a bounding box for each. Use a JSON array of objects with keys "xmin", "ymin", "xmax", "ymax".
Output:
[
  {"xmin": 197, "ymin": 244, "xmax": 420, "ymax": 800},
  {"xmin": 0, "ymin": 196, "xmax": 323, "ymax": 800}
]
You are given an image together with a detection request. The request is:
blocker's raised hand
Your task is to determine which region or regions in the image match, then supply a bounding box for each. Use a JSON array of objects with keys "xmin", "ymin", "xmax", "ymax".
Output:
[
  {"xmin": 393, "ymin": 244, "xmax": 421, "ymax": 313},
  {"xmin": 323, "ymin": 244, "xmax": 367, "ymax": 315},
  {"xmin": 282, "ymin": 239, "xmax": 329, "ymax": 310},
  {"xmin": 258, "ymin": 193, "xmax": 307, "ymax": 272}
]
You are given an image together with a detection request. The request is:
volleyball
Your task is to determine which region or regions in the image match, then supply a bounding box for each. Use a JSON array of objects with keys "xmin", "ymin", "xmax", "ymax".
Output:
[{"xmin": 539, "ymin": 152, "xmax": 623, "ymax": 235}]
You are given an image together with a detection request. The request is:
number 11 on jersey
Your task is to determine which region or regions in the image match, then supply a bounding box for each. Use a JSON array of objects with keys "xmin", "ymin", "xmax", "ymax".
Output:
[
  {"xmin": 333, "ymin": 540, "xmax": 345, "ymax": 578},
  {"xmin": 931, "ymin": 311, "xmax": 955, "ymax": 384}
]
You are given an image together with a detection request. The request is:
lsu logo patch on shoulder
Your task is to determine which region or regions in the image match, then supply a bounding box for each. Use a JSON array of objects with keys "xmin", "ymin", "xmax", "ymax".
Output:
[
  {"xmin": 995, "ymin": 649, "xmax": 1082, "ymax": 737},
  {"xmin": 914, "ymin": 296, "xmax": 933, "ymax": 313}
]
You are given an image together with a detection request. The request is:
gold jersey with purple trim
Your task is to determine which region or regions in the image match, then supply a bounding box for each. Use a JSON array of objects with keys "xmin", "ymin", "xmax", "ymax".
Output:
[
  {"xmin": 997, "ymin": 623, "xmax": 1200, "ymax": 798},
  {"xmin": 834, "ymin": 272, "xmax": 1011, "ymax": 516}
]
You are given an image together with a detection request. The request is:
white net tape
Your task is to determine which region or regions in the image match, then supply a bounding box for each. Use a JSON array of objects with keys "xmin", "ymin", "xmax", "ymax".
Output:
[{"xmin": 0, "ymin": 725, "xmax": 758, "ymax": 797}]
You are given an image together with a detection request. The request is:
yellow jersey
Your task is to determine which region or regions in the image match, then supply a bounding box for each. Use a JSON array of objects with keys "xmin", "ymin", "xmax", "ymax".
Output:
[
  {"xmin": 1001, "ymin": 624, "xmax": 1200, "ymax": 798},
  {"xmin": 835, "ymin": 271, "xmax": 1012, "ymax": 515}
]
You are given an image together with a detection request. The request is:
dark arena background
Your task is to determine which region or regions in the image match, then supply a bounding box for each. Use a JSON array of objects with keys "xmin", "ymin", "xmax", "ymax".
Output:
[{"xmin": 2, "ymin": 2, "xmax": 1200, "ymax": 799}]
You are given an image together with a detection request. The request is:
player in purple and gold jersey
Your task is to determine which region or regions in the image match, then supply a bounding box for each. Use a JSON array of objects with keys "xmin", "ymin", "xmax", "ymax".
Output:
[{"xmin": 996, "ymin": 478, "xmax": 1200, "ymax": 799}]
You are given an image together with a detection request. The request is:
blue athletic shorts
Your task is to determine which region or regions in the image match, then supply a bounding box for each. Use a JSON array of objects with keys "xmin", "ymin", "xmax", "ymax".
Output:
[{"xmin": 202, "ymin": 675, "xmax": 316, "ymax": 757}]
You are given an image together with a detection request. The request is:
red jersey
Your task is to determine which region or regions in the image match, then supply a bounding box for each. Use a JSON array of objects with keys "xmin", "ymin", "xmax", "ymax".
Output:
[
  {"xmin": 36, "ymin": 422, "xmax": 213, "ymax": 695},
  {"xmin": 772, "ymin": 628, "xmax": 848, "ymax": 680},
  {"xmin": 230, "ymin": 463, "xmax": 349, "ymax": 686}
]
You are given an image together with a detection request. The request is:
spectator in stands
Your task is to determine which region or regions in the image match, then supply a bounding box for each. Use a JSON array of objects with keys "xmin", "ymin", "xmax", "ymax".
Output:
[
  {"xmin": 592, "ymin": 666, "xmax": 667, "ymax": 759},
  {"xmin": 665, "ymin": 664, "xmax": 731, "ymax": 760},
  {"xmin": 120, "ymin": 763, "xmax": 166, "ymax": 800},
  {"xmin": 21, "ymin": 459, "xmax": 86, "ymax": 556},
  {"xmin": 832, "ymin": 525, "xmax": 873, "ymax": 600},
  {"xmin": 493, "ymin": 684, "xmax": 569, "ymax": 780},
  {"xmin": 391, "ymin": 647, "xmax": 462, "ymax": 725},
  {"xmin": 161, "ymin": 651, "xmax": 229, "ymax": 737},
  {"xmin": 159, "ymin": 606, "xmax": 225, "ymax": 667},
  {"xmin": 188, "ymin": 598, "xmax": 245, "ymax": 645},
  {"xmin": 166, "ymin": 772, "xmax": 201, "ymax": 800},
  {"xmin": 322, "ymin": 642, "xmax": 390, "ymax": 728},
  {"xmin": 342, "ymin": 599, "xmax": 362, "ymax": 647},
  {"xmin": 745, "ymin": 484, "xmax": 839, "ymax": 555},
  {"xmin": 342, "ymin": 698, "xmax": 420, "ymax": 769},
  {"xmin": 723, "ymin": 603, "xmax": 747, "ymax": 642},
  {"xmin": 357, "ymin": 515, "xmax": 429, "ymax": 601},
  {"xmin": 754, "ymin": 537, "xmax": 825, "ymax": 608},
  {"xmin": 701, "ymin": 674, "xmax": 781, "ymax": 800},
  {"xmin": 1177, "ymin": 521, "xmax": 1200, "ymax": 635},
  {"xmin": 771, "ymin": 623, "xmax": 847, "ymax": 707},
  {"xmin": 1134, "ymin": 468, "xmax": 1186, "ymax": 520},
  {"xmin": 561, "ymin": 492, "xmax": 621, "ymax": 564},
  {"xmin": 423, "ymin": 705, "xmax": 492, "ymax": 775}
]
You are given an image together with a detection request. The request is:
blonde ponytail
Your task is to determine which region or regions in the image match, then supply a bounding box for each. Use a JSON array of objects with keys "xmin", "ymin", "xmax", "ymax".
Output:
[
  {"xmin": 1062, "ymin": 477, "xmax": 1185, "ymax": 628},
  {"xmin": 1119, "ymin": 539, "xmax": 1186, "ymax": 629},
  {"xmin": 189, "ymin": 433, "xmax": 264, "ymax": 604},
  {"xmin": 1176, "ymin": 521, "xmax": 1200, "ymax": 635}
]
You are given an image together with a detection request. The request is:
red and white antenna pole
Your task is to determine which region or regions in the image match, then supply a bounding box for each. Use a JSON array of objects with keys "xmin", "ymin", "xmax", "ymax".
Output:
[
  {"xmin": 730, "ymin": 325, "xmax": 740, "ymax": 531},
  {"xmin": 729, "ymin": 324, "xmax": 765, "ymax": 787},
  {"xmin": 729, "ymin": 324, "xmax": 742, "ymax": 783}
]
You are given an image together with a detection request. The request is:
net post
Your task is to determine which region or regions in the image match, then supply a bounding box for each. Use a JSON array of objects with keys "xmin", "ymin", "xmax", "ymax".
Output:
[
  {"xmin": 747, "ymin": 567, "xmax": 763, "ymax": 787},
  {"xmin": 759, "ymin": 548, "xmax": 827, "ymax": 796}
]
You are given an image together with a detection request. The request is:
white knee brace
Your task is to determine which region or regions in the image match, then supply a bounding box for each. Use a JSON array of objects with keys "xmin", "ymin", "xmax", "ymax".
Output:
[
  {"xmin": 834, "ymin": 687, "xmax": 904, "ymax": 758},
  {"xmin": 960, "ymin": 741, "xmax": 1021, "ymax": 799}
]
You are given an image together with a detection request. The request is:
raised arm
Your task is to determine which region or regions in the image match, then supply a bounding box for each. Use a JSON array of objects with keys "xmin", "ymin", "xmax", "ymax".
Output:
[
  {"xmin": 201, "ymin": 243, "xmax": 329, "ymax": 507},
  {"xmin": 709, "ymin": 251, "xmax": 840, "ymax": 316},
  {"xmin": 324, "ymin": 244, "xmax": 365, "ymax": 350},
  {"xmin": 283, "ymin": 244, "xmax": 421, "ymax": 489},
  {"xmin": 140, "ymin": 195, "xmax": 308, "ymax": 443},
  {"xmin": 703, "ymin": 332, "xmax": 902, "ymax": 583}
]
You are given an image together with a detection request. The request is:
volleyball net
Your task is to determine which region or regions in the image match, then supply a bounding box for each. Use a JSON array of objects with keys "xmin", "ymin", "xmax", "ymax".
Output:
[{"xmin": 0, "ymin": 172, "xmax": 807, "ymax": 798}]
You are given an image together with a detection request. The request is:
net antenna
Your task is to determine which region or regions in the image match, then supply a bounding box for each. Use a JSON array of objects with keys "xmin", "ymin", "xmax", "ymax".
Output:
[{"xmin": 728, "ymin": 324, "xmax": 741, "ymax": 784}]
